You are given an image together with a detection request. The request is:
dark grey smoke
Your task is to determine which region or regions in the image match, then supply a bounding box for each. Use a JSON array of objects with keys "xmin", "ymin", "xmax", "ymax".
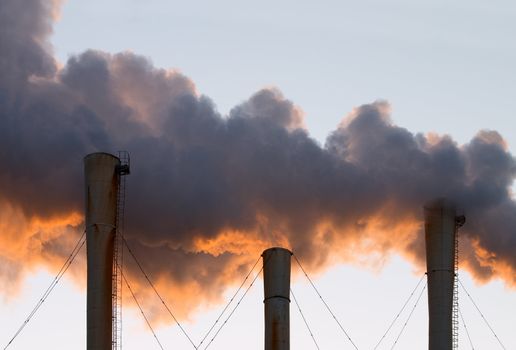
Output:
[{"xmin": 1, "ymin": 0, "xmax": 515, "ymax": 311}]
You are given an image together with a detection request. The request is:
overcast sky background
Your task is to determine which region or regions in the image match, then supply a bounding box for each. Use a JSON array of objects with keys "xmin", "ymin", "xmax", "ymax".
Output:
[{"xmin": 1, "ymin": 0, "xmax": 516, "ymax": 349}]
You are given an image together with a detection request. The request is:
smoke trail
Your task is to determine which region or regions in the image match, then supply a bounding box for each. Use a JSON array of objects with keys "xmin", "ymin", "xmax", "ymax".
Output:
[{"xmin": 1, "ymin": 0, "xmax": 515, "ymax": 317}]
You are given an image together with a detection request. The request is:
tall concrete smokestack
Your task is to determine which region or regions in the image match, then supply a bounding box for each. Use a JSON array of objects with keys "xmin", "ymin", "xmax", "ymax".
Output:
[
  {"xmin": 84, "ymin": 153, "xmax": 120, "ymax": 350},
  {"xmin": 424, "ymin": 198, "xmax": 463, "ymax": 350},
  {"xmin": 262, "ymin": 247, "xmax": 292, "ymax": 350}
]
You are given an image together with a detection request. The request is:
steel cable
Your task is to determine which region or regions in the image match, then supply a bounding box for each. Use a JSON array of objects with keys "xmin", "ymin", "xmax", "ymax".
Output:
[
  {"xmin": 201, "ymin": 251, "xmax": 276, "ymax": 350},
  {"xmin": 291, "ymin": 287, "xmax": 320, "ymax": 350},
  {"xmin": 3, "ymin": 230, "xmax": 86, "ymax": 350},
  {"xmin": 389, "ymin": 280, "xmax": 427, "ymax": 350},
  {"xmin": 458, "ymin": 305, "xmax": 475, "ymax": 350},
  {"xmin": 121, "ymin": 270, "xmax": 165, "ymax": 350},
  {"xmin": 458, "ymin": 278, "xmax": 506, "ymax": 349},
  {"xmin": 122, "ymin": 237, "xmax": 197, "ymax": 349},
  {"xmin": 197, "ymin": 255, "xmax": 262, "ymax": 349},
  {"xmin": 293, "ymin": 254, "xmax": 359, "ymax": 350},
  {"xmin": 373, "ymin": 273, "xmax": 426, "ymax": 349},
  {"xmin": 201, "ymin": 263, "xmax": 264, "ymax": 350}
]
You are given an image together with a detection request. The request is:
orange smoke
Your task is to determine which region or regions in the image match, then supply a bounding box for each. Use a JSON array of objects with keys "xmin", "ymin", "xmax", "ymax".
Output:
[{"xmin": 0, "ymin": 200, "xmax": 85, "ymax": 297}]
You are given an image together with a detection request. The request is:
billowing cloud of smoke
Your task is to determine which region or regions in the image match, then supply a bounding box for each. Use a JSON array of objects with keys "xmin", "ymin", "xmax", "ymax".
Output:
[{"xmin": 1, "ymin": 0, "xmax": 515, "ymax": 318}]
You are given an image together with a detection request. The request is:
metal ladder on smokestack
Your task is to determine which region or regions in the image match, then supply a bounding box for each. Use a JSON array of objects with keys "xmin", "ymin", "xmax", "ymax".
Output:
[
  {"xmin": 113, "ymin": 151, "xmax": 130, "ymax": 350},
  {"xmin": 453, "ymin": 215, "xmax": 466, "ymax": 350}
]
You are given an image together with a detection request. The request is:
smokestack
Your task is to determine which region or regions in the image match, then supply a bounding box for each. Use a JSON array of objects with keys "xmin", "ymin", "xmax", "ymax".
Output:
[
  {"xmin": 262, "ymin": 247, "xmax": 292, "ymax": 350},
  {"xmin": 424, "ymin": 198, "xmax": 461, "ymax": 350},
  {"xmin": 84, "ymin": 152, "xmax": 121, "ymax": 350}
]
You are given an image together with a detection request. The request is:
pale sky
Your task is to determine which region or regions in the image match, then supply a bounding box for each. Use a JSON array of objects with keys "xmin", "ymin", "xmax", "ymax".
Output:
[{"xmin": 1, "ymin": 0, "xmax": 516, "ymax": 349}]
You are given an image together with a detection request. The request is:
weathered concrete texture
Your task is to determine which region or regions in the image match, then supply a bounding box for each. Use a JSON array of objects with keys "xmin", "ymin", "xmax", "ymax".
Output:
[
  {"xmin": 424, "ymin": 198, "xmax": 456, "ymax": 350},
  {"xmin": 263, "ymin": 247, "xmax": 292, "ymax": 350},
  {"xmin": 84, "ymin": 152, "xmax": 120, "ymax": 350}
]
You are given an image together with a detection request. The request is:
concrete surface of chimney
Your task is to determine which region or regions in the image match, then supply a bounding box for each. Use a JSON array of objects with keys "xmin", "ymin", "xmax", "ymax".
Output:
[
  {"xmin": 263, "ymin": 247, "xmax": 292, "ymax": 350},
  {"xmin": 424, "ymin": 198, "xmax": 457, "ymax": 350},
  {"xmin": 84, "ymin": 152, "xmax": 120, "ymax": 350}
]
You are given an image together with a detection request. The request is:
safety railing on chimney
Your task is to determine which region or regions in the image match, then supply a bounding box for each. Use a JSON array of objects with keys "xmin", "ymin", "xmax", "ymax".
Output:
[{"xmin": 113, "ymin": 151, "xmax": 130, "ymax": 350}]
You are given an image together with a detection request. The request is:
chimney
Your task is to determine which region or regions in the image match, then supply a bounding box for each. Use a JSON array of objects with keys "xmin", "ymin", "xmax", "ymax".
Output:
[
  {"xmin": 262, "ymin": 247, "xmax": 292, "ymax": 350},
  {"xmin": 424, "ymin": 198, "xmax": 462, "ymax": 350},
  {"xmin": 84, "ymin": 152, "xmax": 120, "ymax": 350}
]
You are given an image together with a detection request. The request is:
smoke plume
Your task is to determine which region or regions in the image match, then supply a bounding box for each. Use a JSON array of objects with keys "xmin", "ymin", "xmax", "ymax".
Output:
[{"xmin": 1, "ymin": 0, "xmax": 515, "ymax": 318}]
